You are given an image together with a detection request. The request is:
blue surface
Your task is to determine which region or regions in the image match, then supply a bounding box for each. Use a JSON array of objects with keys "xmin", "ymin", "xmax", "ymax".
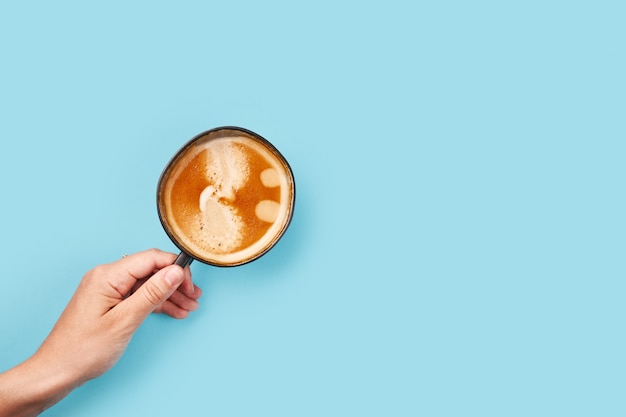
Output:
[{"xmin": 0, "ymin": 1, "xmax": 624, "ymax": 416}]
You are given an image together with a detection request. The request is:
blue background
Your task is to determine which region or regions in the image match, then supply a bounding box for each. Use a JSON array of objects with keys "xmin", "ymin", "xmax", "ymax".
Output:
[{"xmin": 1, "ymin": 1, "xmax": 624, "ymax": 416}]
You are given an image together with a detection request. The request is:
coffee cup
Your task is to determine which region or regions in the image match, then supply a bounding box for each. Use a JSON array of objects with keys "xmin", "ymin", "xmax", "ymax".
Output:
[{"xmin": 157, "ymin": 126, "xmax": 296, "ymax": 267}]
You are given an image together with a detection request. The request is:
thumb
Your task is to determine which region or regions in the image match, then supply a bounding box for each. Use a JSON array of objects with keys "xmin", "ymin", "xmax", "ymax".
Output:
[{"xmin": 122, "ymin": 265, "xmax": 185, "ymax": 322}]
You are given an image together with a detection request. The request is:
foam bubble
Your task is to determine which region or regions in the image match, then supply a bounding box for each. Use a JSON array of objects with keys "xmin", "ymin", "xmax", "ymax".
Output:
[
  {"xmin": 255, "ymin": 200, "xmax": 280, "ymax": 223},
  {"xmin": 260, "ymin": 168, "xmax": 280, "ymax": 188}
]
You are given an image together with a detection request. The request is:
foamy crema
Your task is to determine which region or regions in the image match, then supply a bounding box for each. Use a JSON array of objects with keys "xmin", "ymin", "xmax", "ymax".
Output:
[{"xmin": 158, "ymin": 128, "xmax": 295, "ymax": 266}]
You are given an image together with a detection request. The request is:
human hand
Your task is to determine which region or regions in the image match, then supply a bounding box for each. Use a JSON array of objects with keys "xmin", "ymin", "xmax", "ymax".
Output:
[
  {"xmin": 0, "ymin": 248, "xmax": 202, "ymax": 417},
  {"xmin": 40, "ymin": 248, "xmax": 202, "ymax": 382}
]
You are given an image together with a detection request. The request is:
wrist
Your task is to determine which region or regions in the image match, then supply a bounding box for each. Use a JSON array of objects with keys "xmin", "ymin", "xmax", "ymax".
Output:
[{"xmin": 0, "ymin": 351, "xmax": 79, "ymax": 417}]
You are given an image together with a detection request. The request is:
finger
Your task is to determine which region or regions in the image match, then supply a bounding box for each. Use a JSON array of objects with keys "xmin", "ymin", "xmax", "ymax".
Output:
[
  {"xmin": 155, "ymin": 300, "xmax": 191, "ymax": 319},
  {"xmin": 179, "ymin": 265, "xmax": 195, "ymax": 296},
  {"xmin": 109, "ymin": 249, "xmax": 178, "ymax": 296},
  {"xmin": 120, "ymin": 248, "xmax": 178, "ymax": 279},
  {"xmin": 119, "ymin": 265, "xmax": 185, "ymax": 325},
  {"xmin": 188, "ymin": 283, "xmax": 203, "ymax": 299},
  {"xmin": 162, "ymin": 289, "xmax": 200, "ymax": 312}
]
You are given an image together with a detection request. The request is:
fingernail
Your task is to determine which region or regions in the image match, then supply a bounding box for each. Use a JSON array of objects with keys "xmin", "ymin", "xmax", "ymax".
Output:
[{"xmin": 164, "ymin": 267, "xmax": 184, "ymax": 286}]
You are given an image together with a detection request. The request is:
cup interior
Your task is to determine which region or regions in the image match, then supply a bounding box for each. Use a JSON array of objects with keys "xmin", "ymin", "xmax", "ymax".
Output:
[{"xmin": 157, "ymin": 127, "xmax": 295, "ymax": 267}]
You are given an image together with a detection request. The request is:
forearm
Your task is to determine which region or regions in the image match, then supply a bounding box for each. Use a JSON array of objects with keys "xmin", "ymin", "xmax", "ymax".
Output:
[{"xmin": 0, "ymin": 353, "xmax": 77, "ymax": 417}]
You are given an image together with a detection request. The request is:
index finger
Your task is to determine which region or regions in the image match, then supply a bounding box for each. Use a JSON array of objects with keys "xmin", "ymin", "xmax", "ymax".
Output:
[
  {"xmin": 119, "ymin": 248, "xmax": 178, "ymax": 279},
  {"xmin": 106, "ymin": 249, "xmax": 179, "ymax": 296}
]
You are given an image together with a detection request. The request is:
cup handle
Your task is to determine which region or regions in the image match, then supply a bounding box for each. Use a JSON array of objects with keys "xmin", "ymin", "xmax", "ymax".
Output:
[{"xmin": 174, "ymin": 251, "xmax": 194, "ymax": 268}]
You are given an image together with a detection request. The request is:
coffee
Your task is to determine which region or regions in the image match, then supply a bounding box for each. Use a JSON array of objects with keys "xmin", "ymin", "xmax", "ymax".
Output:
[{"xmin": 158, "ymin": 127, "xmax": 295, "ymax": 266}]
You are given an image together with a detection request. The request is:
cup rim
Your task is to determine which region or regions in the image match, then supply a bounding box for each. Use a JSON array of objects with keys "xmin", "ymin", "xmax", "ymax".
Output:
[{"xmin": 156, "ymin": 126, "xmax": 296, "ymax": 267}]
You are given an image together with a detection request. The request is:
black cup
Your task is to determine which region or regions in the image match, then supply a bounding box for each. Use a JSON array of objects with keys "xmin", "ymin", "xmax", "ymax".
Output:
[{"xmin": 157, "ymin": 126, "xmax": 295, "ymax": 267}]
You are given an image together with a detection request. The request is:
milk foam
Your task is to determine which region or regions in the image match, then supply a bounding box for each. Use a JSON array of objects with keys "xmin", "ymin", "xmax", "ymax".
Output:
[
  {"xmin": 203, "ymin": 141, "xmax": 249, "ymax": 201},
  {"xmin": 197, "ymin": 141, "xmax": 250, "ymax": 253},
  {"xmin": 260, "ymin": 168, "xmax": 280, "ymax": 188},
  {"xmin": 198, "ymin": 193, "xmax": 243, "ymax": 254}
]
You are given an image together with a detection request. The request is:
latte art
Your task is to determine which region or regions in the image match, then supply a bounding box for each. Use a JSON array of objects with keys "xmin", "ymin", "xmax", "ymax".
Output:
[{"xmin": 158, "ymin": 128, "xmax": 295, "ymax": 266}]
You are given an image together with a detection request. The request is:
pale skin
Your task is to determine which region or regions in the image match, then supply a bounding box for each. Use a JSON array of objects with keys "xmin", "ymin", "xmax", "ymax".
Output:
[{"xmin": 0, "ymin": 249, "xmax": 202, "ymax": 417}]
